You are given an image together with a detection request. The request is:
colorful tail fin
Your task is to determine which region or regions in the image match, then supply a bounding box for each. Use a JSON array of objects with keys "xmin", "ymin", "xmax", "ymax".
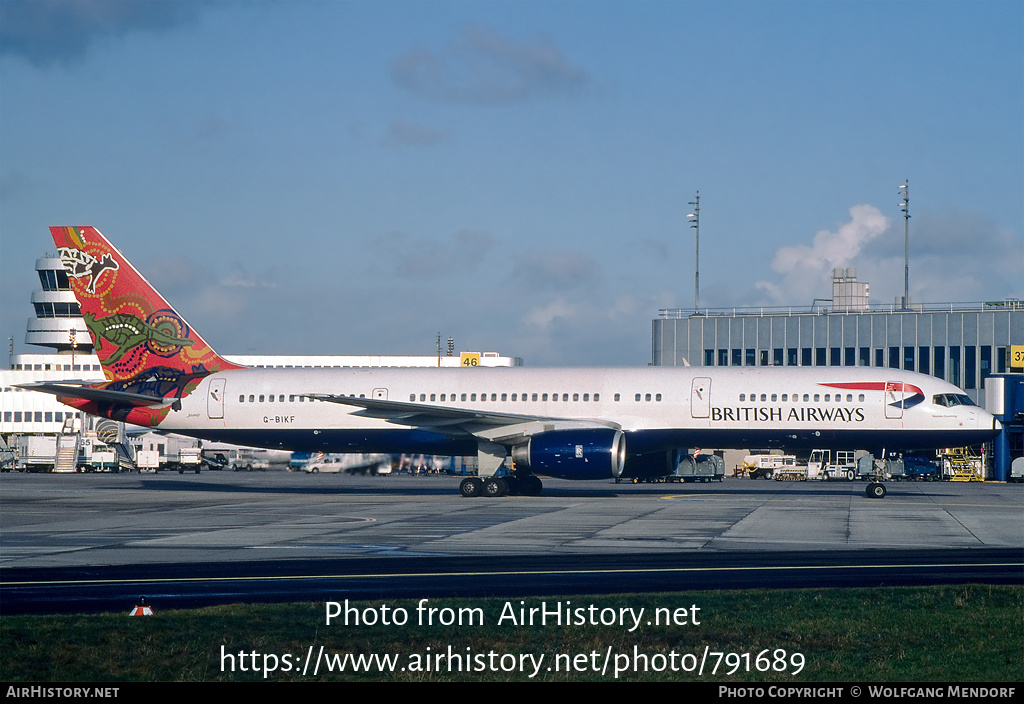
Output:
[{"xmin": 50, "ymin": 226, "xmax": 244, "ymax": 382}]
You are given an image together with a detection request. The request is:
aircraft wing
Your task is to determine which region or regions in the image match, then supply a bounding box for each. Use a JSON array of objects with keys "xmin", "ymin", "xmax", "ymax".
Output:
[
  {"xmin": 307, "ymin": 394, "xmax": 620, "ymax": 445},
  {"xmin": 16, "ymin": 382, "xmax": 167, "ymax": 407}
]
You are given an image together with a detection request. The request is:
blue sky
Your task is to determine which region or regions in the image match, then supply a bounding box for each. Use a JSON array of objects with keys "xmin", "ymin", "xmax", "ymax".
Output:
[{"xmin": 2, "ymin": 0, "xmax": 1021, "ymax": 366}]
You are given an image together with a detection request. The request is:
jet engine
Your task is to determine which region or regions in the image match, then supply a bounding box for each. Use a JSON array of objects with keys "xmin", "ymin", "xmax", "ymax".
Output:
[{"xmin": 512, "ymin": 428, "xmax": 625, "ymax": 480}]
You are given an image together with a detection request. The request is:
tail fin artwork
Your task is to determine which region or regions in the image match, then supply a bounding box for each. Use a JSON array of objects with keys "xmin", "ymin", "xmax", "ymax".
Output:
[{"xmin": 27, "ymin": 227, "xmax": 245, "ymax": 426}]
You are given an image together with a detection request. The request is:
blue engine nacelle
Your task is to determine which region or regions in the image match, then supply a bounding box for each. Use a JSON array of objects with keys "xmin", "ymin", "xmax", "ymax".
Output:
[{"xmin": 512, "ymin": 429, "xmax": 625, "ymax": 480}]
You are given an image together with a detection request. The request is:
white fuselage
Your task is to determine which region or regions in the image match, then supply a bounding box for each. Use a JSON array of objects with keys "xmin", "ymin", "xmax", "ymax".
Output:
[{"xmin": 159, "ymin": 365, "xmax": 997, "ymax": 459}]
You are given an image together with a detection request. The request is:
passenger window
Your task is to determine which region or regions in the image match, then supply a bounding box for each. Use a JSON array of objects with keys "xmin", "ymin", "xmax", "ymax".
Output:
[
  {"xmin": 635, "ymin": 394, "xmax": 641, "ymax": 402},
  {"xmin": 740, "ymin": 394, "xmax": 745, "ymax": 402},
  {"xmin": 645, "ymin": 393, "xmax": 652, "ymax": 401},
  {"xmin": 410, "ymin": 394, "xmax": 416, "ymax": 401},
  {"xmin": 239, "ymin": 395, "xmax": 245, "ymax": 402},
  {"xmin": 655, "ymin": 393, "xmax": 662, "ymax": 401},
  {"xmin": 859, "ymin": 394, "xmax": 865, "ymax": 402},
  {"xmin": 594, "ymin": 393, "xmax": 600, "ymax": 401},
  {"xmin": 771, "ymin": 394, "xmax": 777, "ymax": 402}
]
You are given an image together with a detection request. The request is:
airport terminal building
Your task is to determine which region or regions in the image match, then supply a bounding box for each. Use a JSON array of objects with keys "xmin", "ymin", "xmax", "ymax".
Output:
[{"xmin": 652, "ymin": 270, "xmax": 1023, "ymax": 409}]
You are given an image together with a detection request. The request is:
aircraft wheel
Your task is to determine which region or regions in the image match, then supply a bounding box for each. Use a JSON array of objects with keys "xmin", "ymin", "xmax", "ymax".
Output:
[
  {"xmin": 483, "ymin": 477, "xmax": 508, "ymax": 498},
  {"xmin": 459, "ymin": 478, "xmax": 482, "ymax": 498},
  {"xmin": 521, "ymin": 475, "xmax": 543, "ymax": 496},
  {"xmin": 866, "ymin": 482, "xmax": 886, "ymax": 499},
  {"xmin": 503, "ymin": 476, "xmax": 521, "ymax": 496}
]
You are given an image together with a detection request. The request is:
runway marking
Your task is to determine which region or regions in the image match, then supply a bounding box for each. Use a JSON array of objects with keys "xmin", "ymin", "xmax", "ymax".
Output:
[
  {"xmin": 5, "ymin": 560, "xmax": 1021, "ymax": 588},
  {"xmin": 658, "ymin": 494, "xmax": 1018, "ymax": 508}
]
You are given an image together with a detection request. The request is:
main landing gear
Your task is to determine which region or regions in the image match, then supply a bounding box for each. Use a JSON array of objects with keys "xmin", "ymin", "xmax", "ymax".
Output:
[
  {"xmin": 459, "ymin": 474, "xmax": 543, "ymax": 498},
  {"xmin": 865, "ymin": 482, "xmax": 887, "ymax": 499}
]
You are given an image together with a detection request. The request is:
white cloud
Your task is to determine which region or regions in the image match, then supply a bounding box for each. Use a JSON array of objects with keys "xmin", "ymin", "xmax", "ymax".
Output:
[
  {"xmin": 755, "ymin": 204, "xmax": 890, "ymax": 305},
  {"xmin": 751, "ymin": 205, "xmax": 1022, "ymax": 308},
  {"xmin": 391, "ymin": 24, "xmax": 588, "ymax": 105},
  {"xmin": 522, "ymin": 298, "xmax": 576, "ymax": 329}
]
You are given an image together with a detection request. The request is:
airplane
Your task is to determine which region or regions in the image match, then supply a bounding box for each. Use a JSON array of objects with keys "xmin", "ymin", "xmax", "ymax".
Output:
[{"xmin": 22, "ymin": 226, "xmax": 1001, "ymax": 498}]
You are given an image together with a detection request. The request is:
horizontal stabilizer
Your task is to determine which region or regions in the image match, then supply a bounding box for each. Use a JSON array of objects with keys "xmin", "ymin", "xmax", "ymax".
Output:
[{"xmin": 16, "ymin": 382, "xmax": 168, "ymax": 407}]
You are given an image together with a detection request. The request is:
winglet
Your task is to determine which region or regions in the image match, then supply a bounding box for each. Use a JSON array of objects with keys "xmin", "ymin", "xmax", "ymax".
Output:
[{"xmin": 50, "ymin": 226, "xmax": 244, "ymax": 382}]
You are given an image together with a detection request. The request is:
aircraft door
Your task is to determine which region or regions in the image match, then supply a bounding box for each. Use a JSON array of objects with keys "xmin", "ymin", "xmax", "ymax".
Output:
[
  {"xmin": 691, "ymin": 377, "xmax": 711, "ymax": 418},
  {"xmin": 885, "ymin": 381, "xmax": 904, "ymax": 419},
  {"xmin": 207, "ymin": 378, "xmax": 226, "ymax": 419},
  {"xmin": 372, "ymin": 388, "xmax": 388, "ymax": 400}
]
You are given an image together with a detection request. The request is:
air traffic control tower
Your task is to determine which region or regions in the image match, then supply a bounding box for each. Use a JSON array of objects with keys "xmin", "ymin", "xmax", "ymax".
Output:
[{"xmin": 652, "ymin": 269, "xmax": 1024, "ymax": 479}]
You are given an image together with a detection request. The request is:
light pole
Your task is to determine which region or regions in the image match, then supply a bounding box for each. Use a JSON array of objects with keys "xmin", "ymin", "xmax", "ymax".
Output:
[
  {"xmin": 687, "ymin": 191, "xmax": 700, "ymax": 313},
  {"xmin": 899, "ymin": 180, "xmax": 910, "ymax": 309}
]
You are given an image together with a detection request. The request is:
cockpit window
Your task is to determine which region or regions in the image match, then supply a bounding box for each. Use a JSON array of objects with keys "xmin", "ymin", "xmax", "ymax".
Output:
[{"xmin": 932, "ymin": 393, "xmax": 976, "ymax": 408}]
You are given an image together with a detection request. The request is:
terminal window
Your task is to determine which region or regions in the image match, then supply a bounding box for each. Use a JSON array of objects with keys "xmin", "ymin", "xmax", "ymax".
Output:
[
  {"xmin": 965, "ymin": 346, "xmax": 976, "ymax": 390},
  {"xmin": 948, "ymin": 346, "xmax": 961, "ymax": 387}
]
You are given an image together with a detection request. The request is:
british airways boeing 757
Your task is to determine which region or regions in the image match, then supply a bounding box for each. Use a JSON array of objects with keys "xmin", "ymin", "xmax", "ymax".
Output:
[{"xmin": 23, "ymin": 227, "xmax": 1000, "ymax": 497}]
